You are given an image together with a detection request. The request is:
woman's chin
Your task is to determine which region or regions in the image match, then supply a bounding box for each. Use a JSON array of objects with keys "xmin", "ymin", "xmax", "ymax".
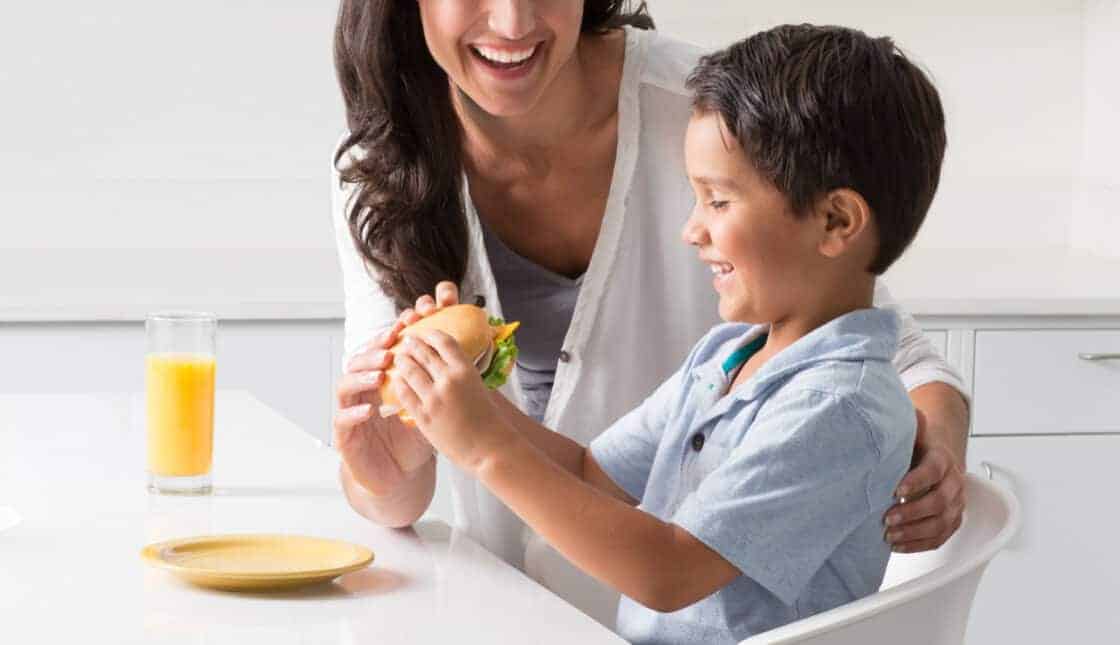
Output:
[{"xmin": 464, "ymin": 88, "xmax": 545, "ymax": 119}]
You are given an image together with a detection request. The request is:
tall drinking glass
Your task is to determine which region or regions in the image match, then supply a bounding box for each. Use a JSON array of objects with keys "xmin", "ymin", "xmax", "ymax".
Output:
[{"xmin": 145, "ymin": 312, "xmax": 217, "ymax": 495}]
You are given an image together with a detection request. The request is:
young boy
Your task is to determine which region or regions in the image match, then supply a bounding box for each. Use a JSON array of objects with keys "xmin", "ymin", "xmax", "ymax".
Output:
[{"xmin": 388, "ymin": 24, "xmax": 945, "ymax": 644}]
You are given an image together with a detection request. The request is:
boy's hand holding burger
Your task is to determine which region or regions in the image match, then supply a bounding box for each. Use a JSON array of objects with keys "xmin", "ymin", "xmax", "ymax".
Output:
[{"xmin": 386, "ymin": 304, "xmax": 522, "ymax": 473}]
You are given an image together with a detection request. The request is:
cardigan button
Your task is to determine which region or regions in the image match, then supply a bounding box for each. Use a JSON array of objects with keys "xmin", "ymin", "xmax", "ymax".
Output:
[
  {"xmin": 690, "ymin": 433, "xmax": 705, "ymax": 452},
  {"xmin": 558, "ymin": 350, "xmax": 572, "ymax": 363}
]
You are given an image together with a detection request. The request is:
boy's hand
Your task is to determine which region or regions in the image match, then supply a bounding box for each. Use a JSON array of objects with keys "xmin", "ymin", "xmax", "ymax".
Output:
[{"xmin": 390, "ymin": 328, "xmax": 515, "ymax": 473}]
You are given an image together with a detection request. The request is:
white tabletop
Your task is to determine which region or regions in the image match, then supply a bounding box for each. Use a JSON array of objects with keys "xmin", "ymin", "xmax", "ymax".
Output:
[{"xmin": 0, "ymin": 391, "xmax": 623, "ymax": 644}]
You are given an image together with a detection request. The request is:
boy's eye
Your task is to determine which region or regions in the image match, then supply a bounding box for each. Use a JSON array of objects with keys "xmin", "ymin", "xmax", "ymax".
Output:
[{"xmin": 709, "ymin": 200, "xmax": 729, "ymax": 211}]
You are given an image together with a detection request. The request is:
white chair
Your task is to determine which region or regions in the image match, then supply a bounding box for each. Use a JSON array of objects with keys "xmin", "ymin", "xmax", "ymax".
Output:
[{"xmin": 741, "ymin": 473, "xmax": 1020, "ymax": 645}]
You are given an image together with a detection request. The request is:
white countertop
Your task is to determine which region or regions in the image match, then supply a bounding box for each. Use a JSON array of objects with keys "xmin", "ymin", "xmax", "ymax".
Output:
[
  {"xmin": 0, "ymin": 391, "xmax": 623, "ymax": 644},
  {"xmin": 883, "ymin": 247, "xmax": 1120, "ymax": 317},
  {"xmin": 0, "ymin": 249, "xmax": 345, "ymax": 322},
  {"xmin": 1, "ymin": 246, "xmax": 1117, "ymax": 322}
]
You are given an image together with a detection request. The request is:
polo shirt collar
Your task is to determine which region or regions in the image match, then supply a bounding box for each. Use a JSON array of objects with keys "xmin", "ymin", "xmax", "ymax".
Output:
[{"xmin": 688, "ymin": 308, "xmax": 900, "ymax": 422}]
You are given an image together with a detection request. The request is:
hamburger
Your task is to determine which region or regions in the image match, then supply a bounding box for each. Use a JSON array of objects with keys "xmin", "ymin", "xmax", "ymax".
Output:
[{"xmin": 378, "ymin": 304, "xmax": 520, "ymax": 424}]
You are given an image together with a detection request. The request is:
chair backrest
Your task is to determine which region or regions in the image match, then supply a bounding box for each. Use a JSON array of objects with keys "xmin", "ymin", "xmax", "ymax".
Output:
[{"xmin": 741, "ymin": 474, "xmax": 1020, "ymax": 645}]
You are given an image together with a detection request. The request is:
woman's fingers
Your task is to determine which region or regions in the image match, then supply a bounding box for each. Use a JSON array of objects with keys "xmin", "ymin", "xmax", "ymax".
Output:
[
  {"xmin": 336, "ymin": 370, "xmax": 385, "ymax": 408},
  {"xmin": 398, "ymin": 307, "xmax": 422, "ymax": 327},
  {"xmin": 332, "ymin": 403, "xmax": 373, "ymax": 440},
  {"xmin": 435, "ymin": 281, "xmax": 459, "ymax": 308},
  {"xmin": 345, "ymin": 349, "xmax": 392, "ymax": 374},
  {"xmin": 884, "ymin": 474, "xmax": 965, "ymax": 551},
  {"xmin": 378, "ymin": 322, "xmax": 406, "ymax": 349},
  {"xmin": 415, "ymin": 294, "xmax": 437, "ymax": 317},
  {"xmin": 889, "ymin": 512, "xmax": 964, "ymax": 553}
]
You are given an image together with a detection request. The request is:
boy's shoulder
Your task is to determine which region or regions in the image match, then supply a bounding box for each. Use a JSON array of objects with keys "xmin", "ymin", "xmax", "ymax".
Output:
[
  {"xmin": 779, "ymin": 358, "xmax": 915, "ymax": 452},
  {"xmin": 754, "ymin": 310, "xmax": 915, "ymax": 455}
]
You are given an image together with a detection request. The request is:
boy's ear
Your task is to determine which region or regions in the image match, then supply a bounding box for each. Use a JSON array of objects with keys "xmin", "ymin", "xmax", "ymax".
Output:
[{"xmin": 816, "ymin": 188, "xmax": 872, "ymax": 260}]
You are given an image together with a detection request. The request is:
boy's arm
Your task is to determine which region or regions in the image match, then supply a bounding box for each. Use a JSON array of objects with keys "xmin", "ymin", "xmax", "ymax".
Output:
[
  {"xmin": 478, "ymin": 437, "xmax": 740, "ymax": 612},
  {"xmin": 487, "ymin": 391, "xmax": 637, "ymax": 505}
]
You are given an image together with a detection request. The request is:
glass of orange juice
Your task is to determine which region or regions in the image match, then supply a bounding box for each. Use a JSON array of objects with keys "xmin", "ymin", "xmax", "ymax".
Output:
[{"xmin": 145, "ymin": 312, "xmax": 217, "ymax": 495}]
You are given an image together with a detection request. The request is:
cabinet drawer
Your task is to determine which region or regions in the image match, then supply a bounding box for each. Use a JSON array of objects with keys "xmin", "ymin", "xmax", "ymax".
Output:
[{"xmin": 973, "ymin": 329, "xmax": 1120, "ymax": 435}]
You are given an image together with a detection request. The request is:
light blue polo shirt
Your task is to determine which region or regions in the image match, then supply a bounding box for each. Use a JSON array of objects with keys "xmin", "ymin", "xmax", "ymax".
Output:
[{"xmin": 589, "ymin": 308, "xmax": 916, "ymax": 644}]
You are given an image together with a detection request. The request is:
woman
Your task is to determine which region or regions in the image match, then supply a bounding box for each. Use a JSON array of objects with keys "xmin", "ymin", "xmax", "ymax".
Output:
[{"xmin": 330, "ymin": 0, "xmax": 970, "ymax": 623}]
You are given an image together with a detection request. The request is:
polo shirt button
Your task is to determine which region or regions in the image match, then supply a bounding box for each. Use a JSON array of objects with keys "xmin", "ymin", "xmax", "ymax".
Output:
[
  {"xmin": 473, "ymin": 295, "xmax": 486, "ymax": 307},
  {"xmin": 559, "ymin": 350, "xmax": 572, "ymax": 363},
  {"xmin": 691, "ymin": 433, "xmax": 705, "ymax": 452}
]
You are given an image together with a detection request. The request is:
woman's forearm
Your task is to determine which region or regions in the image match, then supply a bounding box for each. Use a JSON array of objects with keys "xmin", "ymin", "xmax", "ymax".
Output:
[
  {"xmin": 340, "ymin": 457, "xmax": 436, "ymax": 528},
  {"xmin": 909, "ymin": 382, "xmax": 969, "ymax": 464}
]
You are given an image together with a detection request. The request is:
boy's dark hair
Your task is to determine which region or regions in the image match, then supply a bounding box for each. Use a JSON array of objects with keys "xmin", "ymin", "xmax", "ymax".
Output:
[{"xmin": 686, "ymin": 24, "xmax": 946, "ymax": 274}]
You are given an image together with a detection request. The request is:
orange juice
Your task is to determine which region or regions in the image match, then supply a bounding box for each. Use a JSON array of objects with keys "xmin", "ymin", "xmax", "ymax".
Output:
[{"xmin": 146, "ymin": 353, "xmax": 216, "ymax": 477}]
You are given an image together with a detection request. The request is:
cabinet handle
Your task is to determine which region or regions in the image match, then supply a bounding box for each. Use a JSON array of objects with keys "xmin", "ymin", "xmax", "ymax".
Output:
[{"xmin": 1079, "ymin": 353, "xmax": 1120, "ymax": 361}]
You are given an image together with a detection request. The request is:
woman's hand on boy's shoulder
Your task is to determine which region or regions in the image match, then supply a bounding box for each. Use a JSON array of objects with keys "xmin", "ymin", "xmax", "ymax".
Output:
[{"xmin": 883, "ymin": 408, "xmax": 967, "ymax": 553}]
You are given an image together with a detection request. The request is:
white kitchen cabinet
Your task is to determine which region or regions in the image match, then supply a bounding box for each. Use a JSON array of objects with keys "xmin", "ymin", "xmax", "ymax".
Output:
[
  {"xmin": 965, "ymin": 436, "xmax": 1120, "ymax": 644},
  {"xmin": 907, "ymin": 313, "xmax": 1120, "ymax": 644},
  {"xmin": 973, "ymin": 329, "xmax": 1120, "ymax": 435}
]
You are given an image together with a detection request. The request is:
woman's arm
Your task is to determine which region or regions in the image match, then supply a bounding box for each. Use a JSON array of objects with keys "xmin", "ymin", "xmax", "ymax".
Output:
[
  {"xmin": 330, "ymin": 144, "xmax": 440, "ymax": 524},
  {"xmin": 873, "ymin": 279, "xmax": 970, "ymax": 551},
  {"xmin": 340, "ymin": 457, "xmax": 437, "ymax": 528},
  {"xmin": 332, "ymin": 143, "xmax": 400, "ymax": 361}
]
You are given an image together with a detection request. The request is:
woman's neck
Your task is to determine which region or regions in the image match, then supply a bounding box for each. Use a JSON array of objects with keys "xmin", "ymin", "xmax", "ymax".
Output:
[{"xmin": 454, "ymin": 31, "xmax": 625, "ymax": 175}]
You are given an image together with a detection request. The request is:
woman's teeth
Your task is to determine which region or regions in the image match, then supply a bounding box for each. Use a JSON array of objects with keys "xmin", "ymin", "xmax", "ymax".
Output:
[
  {"xmin": 473, "ymin": 44, "xmax": 537, "ymax": 66},
  {"xmin": 709, "ymin": 263, "xmax": 734, "ymax": 275}
]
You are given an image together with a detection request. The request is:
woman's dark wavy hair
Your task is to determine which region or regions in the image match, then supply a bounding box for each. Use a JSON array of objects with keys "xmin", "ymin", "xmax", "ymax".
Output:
[{"xmin": 334, "ymin": 1, "xmax": 653, "ymax": 310}]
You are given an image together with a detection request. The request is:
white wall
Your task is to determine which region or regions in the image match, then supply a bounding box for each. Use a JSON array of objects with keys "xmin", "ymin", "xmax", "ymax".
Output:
[
  {"xmin": 0, "ymin": 1, "xmax": 345, "ymax": 251},
  {"xmin": 1071, "ymin": 0, "xmax": 1120, "ymax": 257},
  {"xmin": 1, "ymin": 1, "xmax": 1114, "ymax": 254},
  {"xmin": 647, "ymin": 0, "xmax": 1115, "ymax": 253}
]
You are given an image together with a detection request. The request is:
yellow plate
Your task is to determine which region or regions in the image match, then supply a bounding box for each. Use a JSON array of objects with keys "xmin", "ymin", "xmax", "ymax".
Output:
[{"xmin": 141, "ymin": 534, "xmax": 374, "ymax": 591}]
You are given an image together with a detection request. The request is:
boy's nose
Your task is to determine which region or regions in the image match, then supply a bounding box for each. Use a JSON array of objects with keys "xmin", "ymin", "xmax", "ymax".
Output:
[
  {"xmin": 487, "ymin": 0, "xmax": 536, "ymax": 41},
  {"xmin": 681, "ymin": 211, "xmax": 709, "ymax": 247}
]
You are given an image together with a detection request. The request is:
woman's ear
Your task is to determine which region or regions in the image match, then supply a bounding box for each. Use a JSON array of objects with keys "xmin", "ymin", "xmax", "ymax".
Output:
[{"xmin": 816, "ymin": 188, "xmax": 872, "ymax": 260}]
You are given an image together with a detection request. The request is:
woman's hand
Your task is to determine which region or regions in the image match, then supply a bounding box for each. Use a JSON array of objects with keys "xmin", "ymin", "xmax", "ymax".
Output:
[
  {"xmin": 389, "ymin": 328, "xmax": 515, "ymax": 474},
  {"xmin": 884, "ymin": 409, "xmax": 967, "ymax": 552},
  {"xmin": 332, "ymin": 282, "xmax": 460, "ymax": 497}
]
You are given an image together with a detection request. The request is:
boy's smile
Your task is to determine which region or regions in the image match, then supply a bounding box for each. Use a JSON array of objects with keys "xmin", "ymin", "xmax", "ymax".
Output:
[{"xmin": 681, "ymin": 111, "xmax": 823, "ymax": 326}]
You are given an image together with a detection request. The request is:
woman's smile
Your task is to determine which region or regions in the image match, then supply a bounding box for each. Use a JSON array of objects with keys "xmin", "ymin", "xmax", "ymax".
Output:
[{"xmin": 468, "ymin": 41, "xmax": 545, "ymax": 81}]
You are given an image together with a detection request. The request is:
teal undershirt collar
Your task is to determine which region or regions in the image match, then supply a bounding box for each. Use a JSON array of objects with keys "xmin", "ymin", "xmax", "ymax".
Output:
[{"xmin": 722, "ymin": 333, "xmax": 768, "ymax": 376}]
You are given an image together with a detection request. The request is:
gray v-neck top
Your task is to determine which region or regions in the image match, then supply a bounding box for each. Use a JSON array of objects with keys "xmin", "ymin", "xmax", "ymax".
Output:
[{"xmin": 480, "ymin": 219, "xmax": 584, "ymax": 423}]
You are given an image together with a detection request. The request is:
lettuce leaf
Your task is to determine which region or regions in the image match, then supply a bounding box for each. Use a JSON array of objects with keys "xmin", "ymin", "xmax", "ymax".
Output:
[{"xmin": 481, "ymin": 319, "xmax": 518, "ymax": 390}]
